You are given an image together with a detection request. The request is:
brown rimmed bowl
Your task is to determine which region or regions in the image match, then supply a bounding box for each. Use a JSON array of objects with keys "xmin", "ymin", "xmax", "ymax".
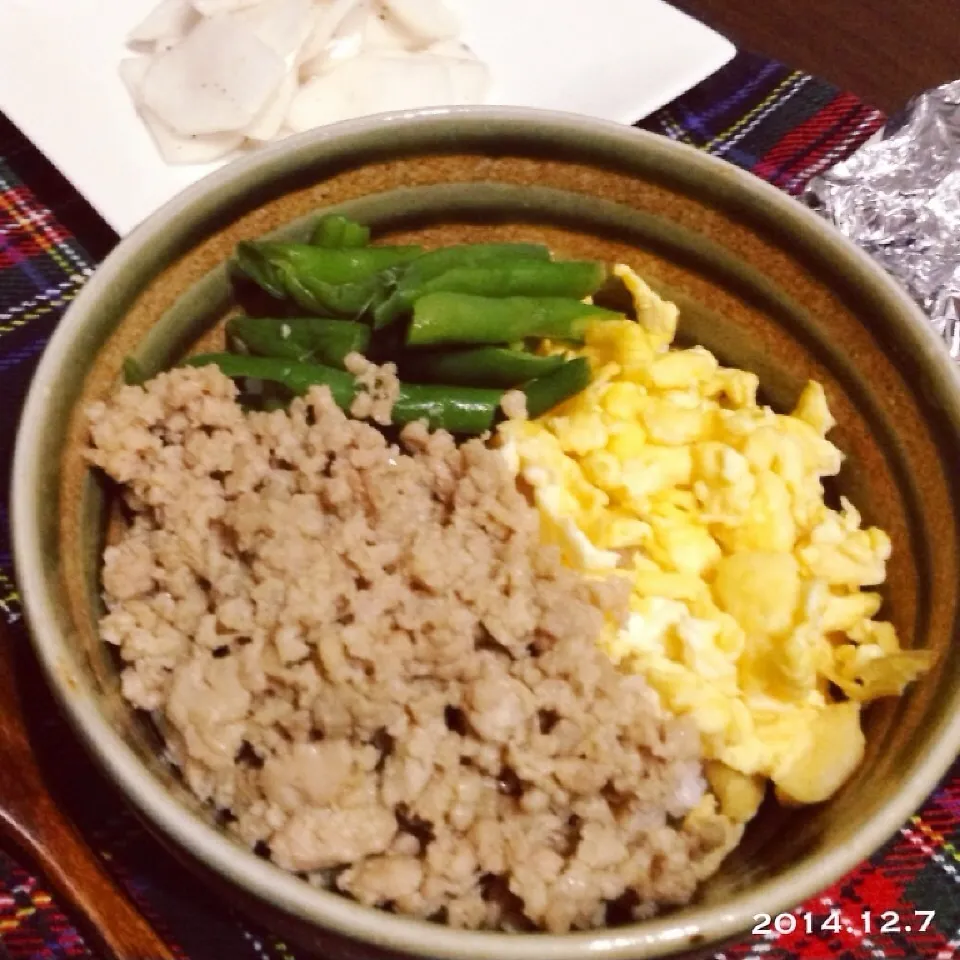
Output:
[{"xmin": 12, "ymin": 106, "xmax": 960, "ymax": 960}]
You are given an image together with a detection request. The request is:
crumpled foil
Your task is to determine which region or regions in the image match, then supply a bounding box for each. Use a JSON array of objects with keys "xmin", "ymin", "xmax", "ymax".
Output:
[{"xmin": 804, "ymin": 80, "xmax": 960, "ymax": 360}]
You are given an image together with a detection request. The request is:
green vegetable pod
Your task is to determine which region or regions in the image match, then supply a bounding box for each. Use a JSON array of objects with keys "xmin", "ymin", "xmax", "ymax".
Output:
[
  {"xmin": 524, "ymin": 356, "xmax": 593, "ymax": 418},
  {"xmin": 398, "ymin": 346, "xmax": 564, "ymax": 388},
  {"xmin": 233, "ymin": 241, "xmax": 422, "ymax": 317},
  {"xmin": 226, "ymin": 316, "xmax": 370, "ymax": 367},
  {"xmin": 122, "ymin": 356, "xmax": 148, "ymax": 386},
  {"xmin": 399, "ymin": 242, "xmax": 550, "ymax": 285},
  {"xmin": 407, "ymin": 293, "xmax": 621, "ymax": 346},
  {"xmin": 183, "ymin": 353, "xmax": 503, "ymax": 434},
  {"xmin": 373, "ymin": 242, "xmax": 551, "ymax": 327},
  {"xmin": 309, "ymin": 215, "xmax": 371, "ymax": 249},
  {"xmin": 375, "ymin": 260, "xmax": 607, "ymax": 329},
  {"xmin": 185, "ymin": 353, "xmax": 358, "ymax": 407}
]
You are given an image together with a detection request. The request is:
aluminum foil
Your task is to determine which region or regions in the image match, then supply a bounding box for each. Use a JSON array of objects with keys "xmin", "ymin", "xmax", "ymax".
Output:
[{"xmin": 804, "ymin": 80, "xmax": 960, "ymax": 360}]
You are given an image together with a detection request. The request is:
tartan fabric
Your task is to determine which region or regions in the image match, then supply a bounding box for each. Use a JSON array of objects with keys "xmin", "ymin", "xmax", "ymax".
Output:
[{"xmin": 0, "ymin": 47, "xmax": 956, "ymax": 960}]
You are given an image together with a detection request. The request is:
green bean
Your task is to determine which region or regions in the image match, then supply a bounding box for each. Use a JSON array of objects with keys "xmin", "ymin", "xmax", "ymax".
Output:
[
  {"xmin": 373, "ymin": 242, "xmax": 551, "ymax": 327},
  {"xmin": 401, "ymin": 243, "xmax": 550, "ymax": 283},
  {"xmin": 226, "ymin": 316, "xmax": 370, "ymax": 367},
  {"xmin": 407, "ymin": 293, "xmax": 620, "ymax": 346},
  {"xmin": 185, "ymin": 353, "xmax": 358, "ymax": 406},
  {"xmin": 122, "ymin": 356, "xmax": 148, "ymax": 386},
  {"xmin": 297, "ymin": 274, "xmax": 393, "ymax": 318},
  {"xmin": 375, "ymin": 260, "xmax": 606, "ymax": 329},
  {"xmin": 236, "ymin": 241, "xmax": 422, "ymax": 289},
  {"xmin": 184, "ymin": 353, "xmax": 503, "ymax": 434},
  {"xmin": 398, "ymin": 347, "xmax": 564, "ymax": 388},
  {"xmin": 392, "ymin": 384, "xmax": 503, "ymax": 434},
  {"xmin": 309, "ymin": 215, "xmax": 370, "ymax": 248},
  {"xmin": 524, "ymin": 357, "xmax": 592, "ymax": 418},
  {"xmin": 253, "ymin": 381, "xmax": 293, "ymax": 412},
  {"xmin": 233, "ymin": 241, "xmax": 422, "ymax": 316}
]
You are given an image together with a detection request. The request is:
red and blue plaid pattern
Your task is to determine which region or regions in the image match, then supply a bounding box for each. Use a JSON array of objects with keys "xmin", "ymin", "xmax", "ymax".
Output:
[{"xmin": 1, "ymin": 49, "xmax": 957, "ymax": 960}]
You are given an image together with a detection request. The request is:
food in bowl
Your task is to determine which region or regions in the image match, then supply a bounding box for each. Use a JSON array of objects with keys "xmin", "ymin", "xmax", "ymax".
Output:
[{"xmin": 84, "ymin": 218, "xmax": 930, "ymax": 932}]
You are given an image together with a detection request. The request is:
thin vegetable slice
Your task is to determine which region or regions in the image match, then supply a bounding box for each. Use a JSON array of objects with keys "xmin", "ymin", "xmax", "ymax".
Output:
[
  {"xmin": 244, "ymin": 69, "xmax": 298, "ymax": 141},
  {"xmin": 140, "ymin": 15, "xmax": 286, "ymax": 136},
  {"xmin": 122, "ymin": 57, "xmax": 244, "ymax": 163},
  {"xmin": 128, "ymin": 0, "xmax": 197, "ymax": 45},
  {"xmin": 288, "ymin": 52, "xmax": 468, "ymax": 132},
  {"xmin": 233, "ymin": 0, "xmax": 314, "ymax": 62},
  {"xmin": 192, "ymin": 0, "xmax": 265, "ymax": 14},
  {"xmin": 298, "ymin": 0, "xmax": 371, "ymax": 77},
  {"xmin": 382, "ymin": 0, "xmax": 460, "ymax": 43}
]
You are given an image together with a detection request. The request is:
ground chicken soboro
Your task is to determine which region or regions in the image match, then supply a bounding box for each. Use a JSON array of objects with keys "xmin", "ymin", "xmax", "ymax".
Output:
[{"xmin": 85, "ymin": 364, "xmax": 737, "ymax": 932}]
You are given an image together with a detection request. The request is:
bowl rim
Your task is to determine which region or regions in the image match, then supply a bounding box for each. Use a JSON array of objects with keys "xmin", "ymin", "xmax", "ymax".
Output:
[{"xmin": 12, "ymin": 104, "xmax": 960, "ymax": 960}]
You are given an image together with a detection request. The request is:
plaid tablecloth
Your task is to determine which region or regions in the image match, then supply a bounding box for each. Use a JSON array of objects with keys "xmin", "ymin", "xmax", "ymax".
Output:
[{"xmin": 1, "ymin": 48, "xmax": 958, "ymax": 960}]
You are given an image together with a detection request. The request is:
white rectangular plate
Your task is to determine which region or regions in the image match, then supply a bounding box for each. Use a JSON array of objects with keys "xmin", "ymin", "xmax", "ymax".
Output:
[{"xmin": 0, "ymin": 0, "xmax": 734, "ymax": 236}]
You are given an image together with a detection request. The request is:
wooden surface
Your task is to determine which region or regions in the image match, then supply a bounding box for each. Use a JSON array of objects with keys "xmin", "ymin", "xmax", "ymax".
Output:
[
  {"xmin": 0, "ymin": 633, "xmax": 176, "ymax": 960},
  {"xmin": 676, "ymin": 0, "xmax": 958, "ymax": 113}
]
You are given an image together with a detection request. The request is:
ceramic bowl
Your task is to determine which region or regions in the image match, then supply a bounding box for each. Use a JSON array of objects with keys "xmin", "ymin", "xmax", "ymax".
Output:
[{"xmin": 12, "ymin": 107, "xmax": 960, "ymax": 960}]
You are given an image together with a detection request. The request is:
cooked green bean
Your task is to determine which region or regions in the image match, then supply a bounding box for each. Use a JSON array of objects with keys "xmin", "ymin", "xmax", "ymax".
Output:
[
  {"xmin": 401, "ymin": 243, "xmax": 550, "ymax": 283},
  {"xmin": 226, "ymin": 316, "xmax": 370, "ymax": 367},
  {"xmin": 258, "ymin": 381, "xmax": 293, "ymax": 412},
  {"xmin": 524, "ymin": 357, "xmax": 592, "ymax": 418},
  {"xmin": 236, "ymin": 242, "xmax": 422, "ymax": 289},
  {"xmin": 122, "ymin": 356, "xmax": 148, "ymax": 386},
  {"xmin": 299, "ymin": 274, "xmax": 393, "ymax": 318},
  {"xmin": 233, "ymin": 241, "xmax": 422, "ymax": 316},
  {"xmin": 373, "ymin": 242, "xmax": 551, "ymax": 327},
  {"xmin": 375, "ymin": 260, "xmax": 606, "ymax": 330},
  {"xmin": 309, "ymin": 215, "xmax": 370, "ymax": 248},
  {"xmin": 184, "ymin": 353, "xmax": 504, "ymax": 434},
  {"xmin": 392, "ymin": 384, "xmax": 503, "ymax": 434},
  {"xmin": 185, "ymin": 353, "xmax": 357, "ymax": 406},
  {"xmin": 407, "ymin": 293, "xmax": 620, "ymax": 346},
  {"xmin": 398, "ymin": 346, "xmax": 564, "ymax": 388}
]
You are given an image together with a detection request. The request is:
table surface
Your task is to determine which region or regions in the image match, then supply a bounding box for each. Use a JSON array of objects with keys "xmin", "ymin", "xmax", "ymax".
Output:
[{"xmin": 678, "ymin": 0, "xmax": 957, "ymax": 113}]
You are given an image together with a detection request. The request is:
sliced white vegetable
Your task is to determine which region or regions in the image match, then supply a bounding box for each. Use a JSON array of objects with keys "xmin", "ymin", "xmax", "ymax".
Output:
[
  {"xmin": 140, "ymin": 108, "xmax": 245, "ymax": 163},
  {"xmin": 287, "ymin": 51, "xmax": 458, "ymax": 132},
  {"xmin": 154, "ymin": 36, "xmax": 185, "ymax": 54},
  {"xmin": 296, "ymin": 0, "xmax": 363, "ymax": 65},
  {"xmin": 244, "ymin": 68, "xmax": 298, "ymax": 140},
  {"xmin": 381, "ymin": 0, "xmax": 459, "ymax": 45},
  {"xmin": 123, "ymin": 0, "xmax": 489, "ymax": 165},
  {"xmin": 325, "ymin": 0, "xmax": 373, "ymax": 62},
  {"xmin": 233, "ymin": 0, "xmax": 315, "ymax": 63},
  {"xmin": 118, "ymin": 56, "xmax": 151, "ymax": 98},
  {"xmin": 191, "ymin": 0, "xmax": 265, "ymax": 14},
  {"xmin": 299, "ymin": 0, "xmax": 371, "ymax": 76},
  {"xmin": 427, "ymin": 37, "xmax": 474, "ymax": 58},
  {"xmin": 286, "ymin": 74, "xmax": 353, "ymax": 130},
  {"xmin": 446, "ymin": 56, "xmax": 490, "ymax": 103},
  {"xmin": 128, "ymin": 0, "xmax": 196, "ymax": 45},
  {"xmin": 122, "ymin": 54, "xmax": 242, "ymax": 161},
  {"xmin": 365, "ymin": 8, "xmax": 414, "ymax": 51},
  {"xmin": 141, "ymin": 15, "xmax": 287, "ymax": 136}
]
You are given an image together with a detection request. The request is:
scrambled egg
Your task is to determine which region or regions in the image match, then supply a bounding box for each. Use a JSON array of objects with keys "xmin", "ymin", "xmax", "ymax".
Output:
[{"xmin": 498, "ymin": 264, "xmax": 931, "ymax": 819}]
